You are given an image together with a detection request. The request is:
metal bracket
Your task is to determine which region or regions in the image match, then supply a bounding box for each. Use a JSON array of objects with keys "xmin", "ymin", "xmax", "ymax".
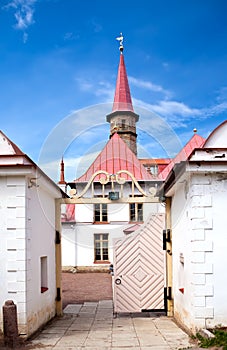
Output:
[
  {"xmin": 163, "ymin": 229, "xmax": 171, "ymax": 250},
  {"xmin": 55, "ymin": 230, "xmax": 61, "ymax": 244}
]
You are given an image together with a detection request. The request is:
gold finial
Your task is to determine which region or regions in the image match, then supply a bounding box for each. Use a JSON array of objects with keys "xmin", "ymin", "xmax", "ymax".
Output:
[
  {"xmin": 116, "ymin": 32, "xmax": 124, "ymax": 53},
  {"xmin": 193, "ymin": 128, "xmax": 197, "ymax": 133}
]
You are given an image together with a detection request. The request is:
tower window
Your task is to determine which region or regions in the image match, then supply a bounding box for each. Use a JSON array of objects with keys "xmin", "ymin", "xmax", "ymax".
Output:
[{"xmin": 122, "ymin": 119, "xmax": 126, "ymax": 129}]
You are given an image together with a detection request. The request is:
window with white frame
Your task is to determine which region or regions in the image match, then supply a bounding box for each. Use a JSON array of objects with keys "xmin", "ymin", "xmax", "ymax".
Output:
[
  {"xmin": 94, "ymin": 234, "xmax": 109, "ymax": 262},
  {"xmin": 94, "ymin": 203, "xmax": 108, "ymax": 222},
  {"xmin": 129, "ymin": 202, "xmax": 143, "ymax": 222}
]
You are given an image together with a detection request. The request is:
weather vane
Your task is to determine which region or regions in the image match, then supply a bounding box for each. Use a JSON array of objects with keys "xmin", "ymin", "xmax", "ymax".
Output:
[{"xmin": 116, "ymin": 32, "xmax": 124, "ymax": 53}]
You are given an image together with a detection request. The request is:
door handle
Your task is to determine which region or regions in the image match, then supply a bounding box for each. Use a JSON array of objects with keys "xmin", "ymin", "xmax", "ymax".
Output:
[{"xmin": 115, "ymin": 278, "xmax": 121, "ymax": 285}]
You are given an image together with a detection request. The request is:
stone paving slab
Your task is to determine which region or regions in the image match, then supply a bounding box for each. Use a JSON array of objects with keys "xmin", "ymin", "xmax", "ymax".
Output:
[
  {"xmin": 26, "ymin": 301, "xmax": 199, "ymax": 349},
  {"xmin": 64, "ymin": 304, "xmax": 83, "ymax": 314}
]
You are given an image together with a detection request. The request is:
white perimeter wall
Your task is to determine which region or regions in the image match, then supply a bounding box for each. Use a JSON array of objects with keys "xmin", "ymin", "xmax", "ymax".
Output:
[
  {"xmin": 171, "ymin": 172, "xmax": 227, "ymax": 332},
  {"xmin": 0, "ymin": 176, "xmax": 27, "ymax": 335},
  {"xmin": 209, "ymin": 175, "xmax": 227, "ymax": 327},
  {"xmin": 0, "ymin": 175, "xmax": 57, "ymax": 338},
  {"xmin": 26, "ymin": 181, "xmax": 57, "ymax": 337}
]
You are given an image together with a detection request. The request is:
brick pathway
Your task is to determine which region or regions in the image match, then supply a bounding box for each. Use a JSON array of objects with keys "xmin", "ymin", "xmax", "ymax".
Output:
[{"xmin": 62, "ymin": 272, "xmax": 113, "ymax": 308}]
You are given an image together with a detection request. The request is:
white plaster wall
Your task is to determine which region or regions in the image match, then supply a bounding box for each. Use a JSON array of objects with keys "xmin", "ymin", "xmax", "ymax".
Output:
[
  {"xmin": 61, "ymin": 224, "xmax": 77, "ymax": 266},
  {"xmin": 0, "ymin": 163, "xmax": 61, "ymax": 338},
  {"xmin": 171, "ymin": 172, "xmax": 227, "ymax": 332},
  {"xmin": 205, "ymin": 121, "xmax": 227, "ymax": 148},
  {"xmin": 170, "ymin": 179, "xmax": 197, "ymax": 331},
  {"xmin": 75, "ymin": 203, "xmax": 93, "ymax": 222},
  {"xmin": 26, "ymin": 182, "xmax": 56, "ymax": 336},
  {"xmin": 62, "ymin": 222, "xmax": 130, "ymax": 266},
  {"xmin": 0, "ymin": 176, "xmax": 27, "ymax": 335},
  {"xmin": 206, "ymin": 176, "xmax": 227, "ymax": 328}
]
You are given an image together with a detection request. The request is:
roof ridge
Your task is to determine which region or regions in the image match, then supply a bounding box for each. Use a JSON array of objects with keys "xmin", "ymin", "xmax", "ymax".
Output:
[
  {"xmin": 158, "ymin": 133, "xmax": 206, "ymax": 180},
  {"xmin": 74, "ymin": 133, "xmax": 153, "ymax": 182}
]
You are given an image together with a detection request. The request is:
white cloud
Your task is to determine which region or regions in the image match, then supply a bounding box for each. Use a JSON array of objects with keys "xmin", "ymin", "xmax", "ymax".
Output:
[
  {"xmin": 40, "ymin": 152, "xmax": 100, "ymax": 183},
  {"xmin": 129, "ymin": 76, "xmax": 171, "ymax": 97},
  {"xmin": 162, "ymin": 62, "xmax": 169, "ymax": 70},
  {"xmin": 149, "ymin": 100, "xmax": 201, "ymax": 117},
  {"xmin": 74, "ymin": 74, "xmax": 227, "ymax": 132},
  {"xmin": 90, "ymin": 18, "xmax": 102, "ymax": 33},
  {"xmin": 75, "ymin": 77, "xmax": 114, "ymax": 100},
  {"xmin": 3, "ymin": 0, "xmax": 36, "ymax": 30},
  {"xmin": 63, "ymin": 32, "xmax": 80, "ymax": 41},
  {"xmin": 133, "ymin": 98, "xmax": 201, "ymax": 129},
  {"xmin": 202, "ymin": 102, "xmax": 227, "ymax": 117}
]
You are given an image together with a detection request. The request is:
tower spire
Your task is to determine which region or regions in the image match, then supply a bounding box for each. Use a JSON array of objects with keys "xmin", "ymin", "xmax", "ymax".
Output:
[
  {"xmin": 58, "ymin": 157, "xmax": 66, "ymax": 187},
  {"xmin": 112, "ymin": 33, "xmax": 133, "ymax": 112},
  {"xmin": 106, "ymin": 34, "xmax": 139, "ymax": 155}
]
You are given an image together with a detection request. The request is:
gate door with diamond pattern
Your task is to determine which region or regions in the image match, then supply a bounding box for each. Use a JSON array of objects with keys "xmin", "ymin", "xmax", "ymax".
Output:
[{"xmin": 113, "ymin": 213, "xmax": 165, "ymax": 313}]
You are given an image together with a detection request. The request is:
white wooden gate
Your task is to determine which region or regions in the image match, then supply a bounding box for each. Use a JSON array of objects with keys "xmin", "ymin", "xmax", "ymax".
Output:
[{"xmin": 113, "ymin": 213, "xmax": 166, "ymax": 313}]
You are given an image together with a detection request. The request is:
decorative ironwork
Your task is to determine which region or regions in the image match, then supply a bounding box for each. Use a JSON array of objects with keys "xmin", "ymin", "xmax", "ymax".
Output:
[{"xmin": 68, "ymin": 170, "xmax": 158, "ymax": 202}]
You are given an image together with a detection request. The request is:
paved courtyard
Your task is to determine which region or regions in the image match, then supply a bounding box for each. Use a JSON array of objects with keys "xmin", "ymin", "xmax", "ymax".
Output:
[
  {"xmin": 25, "ymin": 273, "xmax": 197, "ymax": 349},
  {"xmin": 0, "ymin": 272, "xmax": 202, "ymax": 349},
  {"xmin": 27, "ymin": 300, "xmax": 196, "ymax": 350}
]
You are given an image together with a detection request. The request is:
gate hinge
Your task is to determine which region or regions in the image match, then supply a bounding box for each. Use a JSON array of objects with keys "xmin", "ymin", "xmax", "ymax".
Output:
[
  {"xmin": 167, "ymin": 286, "xmax": 172, "ymax": 300},
  {"xmin": 163, "ymin": 229, "xmax": 171, "ymax": 250},
  {"xmin": 55, "ymin": 230, "xmax": 61, "ymax": 244},
  {"xmin": 56, "ymin": 287, "xmax": 61, "ymax": 301}
]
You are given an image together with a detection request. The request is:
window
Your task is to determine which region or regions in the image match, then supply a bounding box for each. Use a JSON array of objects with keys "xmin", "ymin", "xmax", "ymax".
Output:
[
  {"xmin": 122, "ymin": 119, "xmax": 126, "ymax": 129},
  {"xmin": 94, "ymin": 234, "xmax": 109, "ymax": 262},
  {"xmin": 149, "ymin": 165, "xmax": 158, "ymax": 176},
  {"xmin": 40, "ymin": 256, "xmax": 48, "ymax": 293},
  {"xmin": 129, "ymin": 203, "xmax": 143, "ymax": 222},
  {"xmin": 94, "ymin": 203, "xmax": 108, "ymax": 222}
]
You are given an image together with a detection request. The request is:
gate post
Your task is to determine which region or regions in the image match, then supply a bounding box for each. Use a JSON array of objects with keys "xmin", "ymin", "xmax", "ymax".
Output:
[
  {"xmin": 55, "ymin": 199, "xmax": 63, "ymax": 316},
  {"xmin": 3, "ymin": 300, "xmax": 19, "ymax": 348},
  {"xmin": 165, "ymin": 197, "xmax": 173, "ymax": 316}
]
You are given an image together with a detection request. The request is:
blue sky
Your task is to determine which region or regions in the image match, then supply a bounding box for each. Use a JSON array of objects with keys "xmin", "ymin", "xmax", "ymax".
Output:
[{"xmin": 1, "ymin": 0, "xmax": 227, "ymax": 182}]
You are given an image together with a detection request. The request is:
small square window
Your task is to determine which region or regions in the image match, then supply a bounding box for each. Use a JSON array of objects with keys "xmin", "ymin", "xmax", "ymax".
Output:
[{"xmin": 40, "ymin": 256, "xmax": 48, "ymax": 293}]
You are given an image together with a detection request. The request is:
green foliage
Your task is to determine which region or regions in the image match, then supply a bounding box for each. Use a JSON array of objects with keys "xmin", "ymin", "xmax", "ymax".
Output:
[{"xmin": 195, "ymin": 329, "xmax": 227, "ymax": 348}]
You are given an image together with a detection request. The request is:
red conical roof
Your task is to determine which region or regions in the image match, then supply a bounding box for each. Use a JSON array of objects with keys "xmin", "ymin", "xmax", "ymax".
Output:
[{"xmin": 112, "ymin": 54, "xmax": 134, "ymax": 112}]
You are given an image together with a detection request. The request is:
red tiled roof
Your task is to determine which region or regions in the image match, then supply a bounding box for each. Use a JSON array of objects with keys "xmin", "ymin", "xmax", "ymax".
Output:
[
  {"xmin": 158, "ymin": 134, "xmax": 206, "ymax": 180},
  {"xmin": 75, "ymin": 133, "xmax": 153, "ymax": 182},
  {"xmin": 123, "ymin": 224, "xmax": 141, "ymax": 234},
  {"xmin": 139, "ymin": 158, "xmax": 171, "ymax": 165},
  {"xmin": 62, "ymin": 204, "xmax": 75, "ymax": 222},
  {"xmin": 112, "ymin": 54, "xmax": 134, "ymax": 112}
]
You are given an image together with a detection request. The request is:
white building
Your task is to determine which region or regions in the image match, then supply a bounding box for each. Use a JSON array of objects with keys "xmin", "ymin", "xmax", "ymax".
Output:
[
  {"xmin": 60, "ymin": 47, "xmax": 166, "ymax": 270},
  {"xmin": 0, "ymin": 131, "xmax": 65, "ymax": 338},
  {"xmin": 163, "ymin": 120, "xmax": 227, "ymax": 332},
  {"xmin": 61, "ymin": 132, "xmax": 164, "ymax": 269}
]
